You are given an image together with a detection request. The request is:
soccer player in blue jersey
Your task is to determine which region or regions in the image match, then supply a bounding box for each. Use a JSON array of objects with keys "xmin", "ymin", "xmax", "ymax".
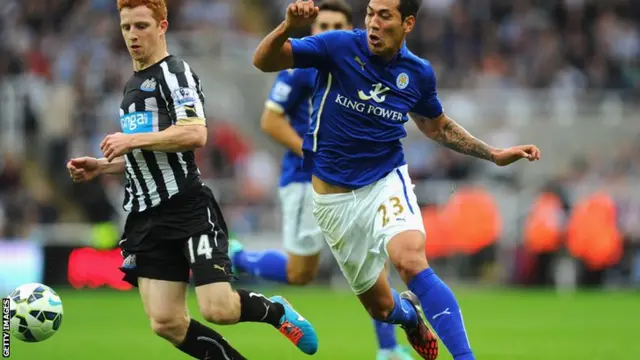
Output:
[
  {"xmin": 253, "ymin": 0, "xmax": 541, "ymax": 359},
  {"xmin": 231, "ymin": 1, "xmax": 414, "ymax": 359}
]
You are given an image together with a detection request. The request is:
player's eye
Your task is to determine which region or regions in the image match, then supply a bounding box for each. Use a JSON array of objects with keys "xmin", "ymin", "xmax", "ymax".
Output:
[
  {"xmin": 319, "ymin": 23, "xmax": 329, "ymax": 30},
  {"xmin": 334, "ymin": 24, "xmax": 343, "ymax": 30},
  {"xmin": 121, "ymin": 25, "xmax": 130, "ymax": 31}
]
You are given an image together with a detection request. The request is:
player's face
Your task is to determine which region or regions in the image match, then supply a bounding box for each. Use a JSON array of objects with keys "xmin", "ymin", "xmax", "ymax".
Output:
[
  {"xmin": 311, "ymin": 10, "xmax": 352, "ymax": 35},
  {"xmin": 120, "ymin": 5, "xmax": 168, "ymax": 62},
  {"xmin": 365, "ymin": 0, "xmax": 415, "ymax": 58}
]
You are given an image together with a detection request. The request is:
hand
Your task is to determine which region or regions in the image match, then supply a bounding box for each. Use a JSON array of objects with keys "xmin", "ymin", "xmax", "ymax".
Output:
[
  {"xmin": 284, "ymin": 0, "xmax": 319, "ymax": 30},
  {"xmin": 67, "ymin": 157, "xmax": 101, "ymax": 183},
  {"xmin": 492, "ymin": 145, "xmax": 541, "ymax": 166},
  {"xmin": 100, "ymin": 132, "xmax": 133, "ymax": 161}
]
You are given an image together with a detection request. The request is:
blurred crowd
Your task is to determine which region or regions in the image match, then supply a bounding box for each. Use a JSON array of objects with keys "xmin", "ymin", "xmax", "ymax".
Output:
[{"xmin": 1, "ymin": 0, "xmax": 639, "ymax": 244}]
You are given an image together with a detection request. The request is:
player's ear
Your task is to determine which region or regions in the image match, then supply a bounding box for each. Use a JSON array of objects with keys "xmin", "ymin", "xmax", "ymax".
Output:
[
  {"xmin": 402, "ymin": 15, "xmax": 415, "ymax": 34},
  {"xmin": 159, "ymin": 19, "xmax": 169, "ymax": 35}
]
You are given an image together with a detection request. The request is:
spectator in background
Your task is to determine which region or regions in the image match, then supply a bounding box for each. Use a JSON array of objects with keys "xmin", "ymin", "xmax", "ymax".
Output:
[{"xmin": 1, "ymin": 0, "xmax": 640, "ymax": 241}]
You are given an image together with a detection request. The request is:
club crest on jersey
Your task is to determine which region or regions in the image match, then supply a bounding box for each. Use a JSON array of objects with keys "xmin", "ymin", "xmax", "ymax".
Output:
[
  {"xmin": 396, "ymin": 73, "xmax": 409, "ymax": 90},
  {"xmin": 173, "ymin": 87, "xmax": 198, "ymax": 106},
  {"xmin": 140, "ymin": 78, "xmax": 157, "ymax": 92}
]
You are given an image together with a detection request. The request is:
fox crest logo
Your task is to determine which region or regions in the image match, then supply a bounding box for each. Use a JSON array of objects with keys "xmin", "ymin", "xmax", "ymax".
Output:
[{"xmin": 358, "ymin": 84, "xmax": 391, "ymax": 103}]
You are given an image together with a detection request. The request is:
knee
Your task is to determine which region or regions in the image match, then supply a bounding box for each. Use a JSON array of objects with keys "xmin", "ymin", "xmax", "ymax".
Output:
[
  {"xmin": 393, "ymin": 251, "xmax": 429, "ymax": 282},
  {"xmin": 200, "ymin": 291, "xmax": 241, "ymax": 325},
  {"xmin": 287, "ymin": 265, "xmax": 318, "ymax": 286},
  {"xmin": 150, "ymin": 314, "xmax": 189, "ymax": 344},
  {"xmin": 365, "ymin": 294, "xmax": 395, "ymax": 321},
  {"xmin": 389, "ymin": 235, "xmax": 429, "ymax": 282}
]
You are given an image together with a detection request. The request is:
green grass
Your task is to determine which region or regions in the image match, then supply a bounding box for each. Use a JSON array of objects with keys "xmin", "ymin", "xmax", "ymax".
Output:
[{"xmin": 8, "ymin": 286, "xmax": 640, "ymax": 360}]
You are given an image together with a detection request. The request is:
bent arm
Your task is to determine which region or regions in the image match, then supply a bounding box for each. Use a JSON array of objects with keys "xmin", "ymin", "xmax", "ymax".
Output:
[
  {"xmin": 130, "ymin": 123, "xmax": 207, "ymax": 152},
  {"xmin": 98, "ymin": 157, "xmax": 126, "ymax": 175},
  {"xmin": 253, "ymin": 22, "xmax": 295, "ymax": 72},
  {"xmin": 410, "ymin": 112, "xmax": 498, "ymax": 162}
]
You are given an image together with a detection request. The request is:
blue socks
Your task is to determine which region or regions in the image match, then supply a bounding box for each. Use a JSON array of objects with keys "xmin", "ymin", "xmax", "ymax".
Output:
[
  {"xmin": 232, "ymin": 250, "xmax": 289, "ymax": 283},
  {"xmin": 384, "ymin": 289, "xmax": 419, "ymax": 326},
  {"xmin": 373, "ymin": 320, "xmax": 397, "ymax": 350},
  {"xmin": 373, "ymin": 273, "xmax": 401, "ymax": 350},
  {"xmin": 408, "ymin": 268, "xmax": 474, "ymax": 360}
]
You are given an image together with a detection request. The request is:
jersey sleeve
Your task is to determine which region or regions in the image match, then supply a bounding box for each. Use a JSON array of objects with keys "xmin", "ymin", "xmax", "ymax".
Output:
[
  {"xmin": 289, "ymin": 31, "xmax": 341, "ymax": 69},
  {"xmin": 162, "ymin": 63, "xmax": 207, "ymax": 126},
  {"xmin": 264, "ymin": 69, "xmax": 313, "ymax": 115},
  {"xmin": 265, "ymin": 70, "xmax": 297, "ymax": 115},
  {"xmin": 411, "ymin": 62, "xmax": 444, "ymax": 119}
]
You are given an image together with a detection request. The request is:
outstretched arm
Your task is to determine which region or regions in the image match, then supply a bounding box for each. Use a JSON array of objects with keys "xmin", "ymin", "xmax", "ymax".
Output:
[
  {"xmin": 410, "ymin": 112, "xmax": 540, "ymax": 166},
  {"xmin": 410, "ymin": 113, "xmax": 497, "ymax": 162}
]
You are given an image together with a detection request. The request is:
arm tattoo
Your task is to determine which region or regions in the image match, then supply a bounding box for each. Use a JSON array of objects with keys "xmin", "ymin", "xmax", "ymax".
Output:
[{"xmin": 433, "ymin": 118, "xmax": 495, "ymax": 162}]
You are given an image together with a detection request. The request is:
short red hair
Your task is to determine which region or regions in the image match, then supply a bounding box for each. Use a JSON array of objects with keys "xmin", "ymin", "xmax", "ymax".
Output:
[{"xmin": 117, "ymin": 0, "xmax": 167, "ymax": 23}]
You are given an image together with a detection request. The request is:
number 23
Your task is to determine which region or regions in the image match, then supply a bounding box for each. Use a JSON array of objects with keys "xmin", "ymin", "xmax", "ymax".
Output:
[{"xmin": 377, "ymin": 196, "xmax": 404, "ymax": 227}]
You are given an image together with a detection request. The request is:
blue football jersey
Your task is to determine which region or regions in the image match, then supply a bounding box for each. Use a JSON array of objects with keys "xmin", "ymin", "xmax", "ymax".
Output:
[
  {"xmin": 289, "ymin": 29, "xmax": 444, "ymax": 189},
  {"xmin": 265, "ymin": 68, "xmax": 317, "ymax": 187}
]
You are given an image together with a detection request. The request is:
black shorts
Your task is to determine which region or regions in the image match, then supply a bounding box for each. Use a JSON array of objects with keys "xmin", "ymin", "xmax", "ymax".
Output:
[{"xmin": 118, "ymin": 184, "xmax": 234, "ymax": 287}]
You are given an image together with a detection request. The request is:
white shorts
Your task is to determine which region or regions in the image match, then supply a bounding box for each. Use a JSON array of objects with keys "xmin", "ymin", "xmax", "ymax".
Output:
[
  {"xmin": 312, "ymin": 165, "xmax": 425, "ymax": 294},
  {"xmin": 279, "ymin": 182, "xmax": 324, "ymax": 256}
]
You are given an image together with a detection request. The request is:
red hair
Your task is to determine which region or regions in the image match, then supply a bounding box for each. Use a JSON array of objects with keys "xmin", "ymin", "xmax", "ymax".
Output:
[{"xmin": 117, "ymin": 0, "xmax": 167, "ymax": 22}]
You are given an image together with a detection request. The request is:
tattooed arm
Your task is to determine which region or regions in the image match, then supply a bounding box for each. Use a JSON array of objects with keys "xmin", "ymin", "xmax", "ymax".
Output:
[
  {"xmin": 409, "ymin": 112, "xmax": 498, "ymax": 162},
  {"xmin": 409, "ymin": 112, "xmax": 541, "ymax": 166},
  {"xmin": 408, "ymin": 63, "xmax": 540, "ymax": 166}
]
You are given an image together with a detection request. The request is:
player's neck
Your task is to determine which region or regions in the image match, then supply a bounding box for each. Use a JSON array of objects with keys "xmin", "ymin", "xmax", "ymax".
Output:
[
  {"xmin": 368, "ymin": 44, "xmax": 403, "ymax": 64},
  {"xmin": 133, "ymin": 43, "xmax": 169, "ymax": 72}
]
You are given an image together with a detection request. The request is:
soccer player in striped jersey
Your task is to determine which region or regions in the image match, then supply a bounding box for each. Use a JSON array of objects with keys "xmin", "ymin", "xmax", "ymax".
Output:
[
  {"xmin": 66, "ymin": 1, "xmax": 318, "ymax": 359},
  {"xmin": 254, "ymin": 0, "xmax": 541, "ymax": 359},
  {"xmin": 229, "ymin": 1, "xmax": 414, "ymax": 359}
]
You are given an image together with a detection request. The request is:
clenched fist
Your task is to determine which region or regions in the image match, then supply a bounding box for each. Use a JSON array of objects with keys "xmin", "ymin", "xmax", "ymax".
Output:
[
  {"xmin": 67, "ymin": 157, "xmax": 102, "ymax": 183},
  {"xmin": 100, "ymin": 132, "xmax": 133, "ymax": 162},
  {"xmin": 285, "ymin": 0, "xmax": 319, "ymax": 30},
  {"xmin": 493, "ymin": 145, "xmax": 541, "ymax": 166}
]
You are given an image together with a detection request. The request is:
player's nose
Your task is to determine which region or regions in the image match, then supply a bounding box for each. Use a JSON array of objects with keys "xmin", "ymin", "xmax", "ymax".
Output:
[{"xmin": 127, "ymin": 31, "xmax": 138, "ymax": 41}]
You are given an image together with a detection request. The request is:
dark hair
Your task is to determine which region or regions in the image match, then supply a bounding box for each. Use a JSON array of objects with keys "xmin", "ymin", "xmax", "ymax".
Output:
[
  {"xmin": 398, "ymin": 0, "xmax": 422, "ymax": 19},
  {"xmin": 317, "ymin": 0, "xmax": 353, "ymax": 24}
]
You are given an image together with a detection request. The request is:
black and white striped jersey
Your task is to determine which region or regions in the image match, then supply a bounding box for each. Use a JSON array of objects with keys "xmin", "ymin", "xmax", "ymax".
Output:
[{"xmin": 119, "ymin": 55, "xmax": 206, "ymax": 212}]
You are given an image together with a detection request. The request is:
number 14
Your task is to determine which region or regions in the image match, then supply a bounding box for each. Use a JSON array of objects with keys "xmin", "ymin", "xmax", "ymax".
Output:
[{"xmin": 377, "ymin": 196, "xmax": 405, "ymax": 227}]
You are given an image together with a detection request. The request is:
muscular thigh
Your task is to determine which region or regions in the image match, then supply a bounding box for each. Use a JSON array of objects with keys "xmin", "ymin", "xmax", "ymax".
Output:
[
  {"xmin": 186, "ymin": 232, "xmax": 238, "ymax": 324},
  {"xmin": 138, "ymin": 278, "xmax": 189, "ymax": 321}
]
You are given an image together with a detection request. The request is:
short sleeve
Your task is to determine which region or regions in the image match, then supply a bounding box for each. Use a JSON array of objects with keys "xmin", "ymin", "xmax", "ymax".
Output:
[
  {"xmin": 289, "ymin": 31, "xmax": 342, "ymax": 69},
  {"xmin": 265, "ymin": 69, "xmax": 314, "ymax": 115},
  {"xmin": 411, "ymin": 62, "xmax": 444, "ymax": 119},
  {"xmin": 265, "ymin": 70, "xmax": 297, "ymax": 114},
  {"xmin": 162, "ymin": 62, "xmax": 206, "ymax": 126}
]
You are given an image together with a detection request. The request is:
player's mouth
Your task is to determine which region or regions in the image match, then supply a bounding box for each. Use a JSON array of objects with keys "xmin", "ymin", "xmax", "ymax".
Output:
[
  {"xmin": 130, "ymin": 44, "xmax": 142, "ymax": 52},
  {"xmin": 368, "ymin": 34, "xmax": 382, "ymax": 47}
]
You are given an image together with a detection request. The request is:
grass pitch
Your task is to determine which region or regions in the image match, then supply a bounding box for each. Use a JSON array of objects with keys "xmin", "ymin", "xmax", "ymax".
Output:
[{"xmin": 8, "ymin": 286, "xmax": 639, "ymax": 360}]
